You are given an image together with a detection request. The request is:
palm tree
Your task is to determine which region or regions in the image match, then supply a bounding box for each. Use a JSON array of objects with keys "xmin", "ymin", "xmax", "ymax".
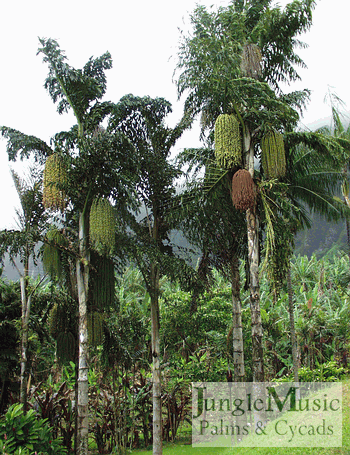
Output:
[
  {"xmin": 315, "ymin": 92, "xmax": 350, "ymax": 268},
  {"xmin": 1, "ymin": 38, "xmax": 138, "ymax": 455},
  {"xmin": 259, "ymin": 126, "xmax": 350, "ymax": 381},
  {"xmin": 175, "ymin": 0, "xmax": 316, "ymax": 382},
  {"xmin": 0, "ymin": 167, "xmax": 47, "ymax": 410},
  {"xmin": 0, "ymin": 279, "xmax": 21, "ymax": 412},
  {"xmin": 108, "ymin": 94, "xmax": 194, "ymax": 455},
  {"xmin": 175, "ymin": 150, "xmax": 248, "ymax": 382}
]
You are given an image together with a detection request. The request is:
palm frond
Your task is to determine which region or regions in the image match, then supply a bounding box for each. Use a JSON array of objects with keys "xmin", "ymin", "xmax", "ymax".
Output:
[{"xmin": 1, "ymin": 127, "xmax": 52, "ymax": 163}]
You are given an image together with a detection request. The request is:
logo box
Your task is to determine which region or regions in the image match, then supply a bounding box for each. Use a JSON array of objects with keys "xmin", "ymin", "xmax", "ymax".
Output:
[{"xmin": 192, "ymin": 382, "xmax": 342, "ymax": 447}]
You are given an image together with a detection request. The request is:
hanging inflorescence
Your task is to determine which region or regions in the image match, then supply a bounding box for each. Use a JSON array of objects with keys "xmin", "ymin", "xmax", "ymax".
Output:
[
  {"xmin": 90, "ymin": 252, "xmax": 115, "ymax": 311},
  {"xmin": 48, "ymin": 302, "xmax": 76, "ymax": 364},
  {"xmin": 42, "ymin": 228, "xmax": 67, "ymax": 280},
  {"xmin": 87, "ymin": 311, "xmax": 104, "ymax": 347},
  {"xmin": 214, "ymin": 114, "xmax": 242, "ymax": 169},
  {"xmin": 43, "ymin": 154, "xmax": 67, "ymax": 212},
  {"xmin": 89, "ymin": 197, "xmax": 116, "ymax": 256},
  {"xmin": 261, "ymin": 130, "xmax": 286, "ymax": 179},
  {"xmin": 231, "ymin": 169, "xmax": 256, "ymax": 211}
]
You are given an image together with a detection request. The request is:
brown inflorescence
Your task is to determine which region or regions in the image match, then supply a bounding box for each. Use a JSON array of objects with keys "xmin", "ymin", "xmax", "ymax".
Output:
[{"xmin": 231, "ymin": 169, "xmax": 256, "ymax": 211}]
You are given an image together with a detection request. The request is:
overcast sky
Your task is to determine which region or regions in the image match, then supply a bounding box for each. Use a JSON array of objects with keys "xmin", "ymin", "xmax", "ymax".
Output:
[{"xmin": 1, "ymin": 0, "xmax": 349, "ymax": 230}]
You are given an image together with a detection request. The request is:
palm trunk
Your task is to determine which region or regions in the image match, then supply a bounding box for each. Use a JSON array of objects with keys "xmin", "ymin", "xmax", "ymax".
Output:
[
  {"xmin": 246, "ymin": 207, "xmax": 264, "ymax": 382},
  {"xmin": 150, "ymin": 261, "xmax": 162, "ymax": 455},
  {"xmin": 19, "ymin": 276, "xmax": 31, "ymax": 412},
  {"xmin": 287, "ymin": 266, "xmax": 299, "ymax": 383},
  {"xmin": 346, "ymin": 219, "xmax": 350, "ymax": 270},
  {"xmin": 76, "ymin": 211, "xmax": 90, "ymax": 455},
  {"xmin": 230, "ymin": 256, "xmax": 245, "ymax": 382},
  {"xmin": 342, "ymin": 167, "xmax": 350, "ymax": 276},
  {"xmin": 244, "ymin": 127, "xmax": 264, "ymax": 382}
]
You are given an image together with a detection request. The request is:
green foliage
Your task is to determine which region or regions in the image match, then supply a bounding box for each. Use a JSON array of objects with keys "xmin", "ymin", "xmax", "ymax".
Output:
[
  {"xmin": 160, "ymin": 279, "xmax": 235, "ymax": 381},
  {"xmin": 37, "ymin": 38, "xmax": 112, "ymax": 125},
  {"xmin": 0, "ymin": 168, "xmax": 46, "ymax": 270},
  {"xmin": 175, "ymin": 0, "xmax": 314, "ymax": 136},
  {"xmin": 0, "ymin": 127, "xmax": 52, "ymax": 164},
  {"xmin": 274, "ymin": 361, "xmax": 347, "ymax": 383},
  {"xmin": 0, "ymin": 403, "xmax": 66, "ymax": 455},
  {"xmin": 31, "ymin": 380, "xmax": 75, "ymax": 454},
  {"xmin": 0, "ymin": 280, "xmax": 21, "ymax": 412},
  {"xmin": 258, "ymin": 0, "xmax": 316, "ymax": 90}
]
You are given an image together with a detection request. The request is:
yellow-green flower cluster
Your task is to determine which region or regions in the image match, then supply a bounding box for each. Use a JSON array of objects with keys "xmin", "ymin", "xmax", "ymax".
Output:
[
  {"xmin": 261, "ymin": 130, "xmax": 286, "ymax": 179},
  {"xmin": 214, "ymin": 114, "xmax": 242, "ymax": 169},
  {"xmin": 43, "ymin": 154, "xmax": 67, "ymax": 212},
  {"xmin": 89, "ymin": 197, "xmax": 116, "ymax": 256}
]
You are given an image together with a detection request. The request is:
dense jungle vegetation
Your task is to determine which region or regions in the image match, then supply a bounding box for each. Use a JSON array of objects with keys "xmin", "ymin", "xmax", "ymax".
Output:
[
  {"xmin": 1, "ymin": 251, "xmax": 350, "ymax": 454},
  {"xmin": 1, "ymin": 0, "xmax": 350, "ymax": 454}
]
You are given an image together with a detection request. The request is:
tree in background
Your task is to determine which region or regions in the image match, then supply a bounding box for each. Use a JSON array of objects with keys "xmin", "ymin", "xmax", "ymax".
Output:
[
  {"xmin": 0, "ymin": 278, "xmax": 21, "ymax": 413},
  {"xmin": 0, "ymin": 167, "xmax": 47, "ymax": 411},
  {"xmin": 175, "ymin": 147, "xmax": 248, "ymax": 382},
  {"xmin": 109, "ymin": 94, "xmax": 194, "ymax": 455},
  {"xmin": 316, "ymin": 91, "xmax": 350, "ymax": 268},
  {"xmin": 259, "ymin": 125, "xmax": 350, "ymax": 381}
]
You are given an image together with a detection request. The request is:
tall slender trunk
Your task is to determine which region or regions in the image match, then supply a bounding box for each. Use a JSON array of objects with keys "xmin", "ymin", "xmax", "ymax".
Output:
[
  {"xmin": 19, "ymin": 276, "xmax": 31, "ymax": 412},
  {"xmin": 76, "ymin": 211, "xmax": 90, "ymax": 455},
  {"xmin": 246, "ymin": 207, "xmax": 264, "ymax": 382},
  {"xmin": 346, "ymin": 219, "xmax": 350, "ymax": 270},
  {"xmin": 287, "ymin": 266, "xmax": 299, "ymax": 383},
  {"xmin": 230, "ymin": 256, "xmax": 245, "ymax": 382},
  {"xmin": 244, "ymin": 127, "xmax": 264, "ymax": 382},
  {"xmin": 150, "ymin": 261, "xmax": 162, "ymax": 455},
  {"xmin": 342, "ymin": 166, "xmax": 350, "ymax": 276}
]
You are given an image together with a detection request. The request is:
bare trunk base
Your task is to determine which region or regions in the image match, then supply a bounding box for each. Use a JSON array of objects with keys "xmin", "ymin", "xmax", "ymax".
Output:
[
  {"xmin": 231, "ymin": 258, "xmax": 245, "ymax": 382},
  {"xmin": 246, "ymin": 208, "xmax": 264, "ymax": 382}
]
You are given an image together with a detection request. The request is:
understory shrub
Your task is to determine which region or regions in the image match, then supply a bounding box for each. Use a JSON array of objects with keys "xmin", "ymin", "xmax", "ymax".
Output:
[
  {"xmin": 0, "ymin": 403, "xmax": 66, "ymax": 455},
  {"xmin": 273, "ymin": 361, "xmax": 348, "ymax": 382}
]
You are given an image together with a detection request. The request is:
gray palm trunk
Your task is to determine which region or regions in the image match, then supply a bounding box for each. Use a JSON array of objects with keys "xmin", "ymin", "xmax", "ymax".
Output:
[
  {"xmin": 150, "ymin": 212, "xmax": 163, "ymax": 455},
  {"xmin": 150, "ymin": 285, "xmax": 162, "ymax": 455},
  {"xmin": 244, "ymin": 127, "xmax": 265, "ymax": 382},
  {"xmin": 76, "ymin": 211, "xmax": 90, "ymax": 455},
  {"xmin": 19, "ymin": 272, "xmax": 30, "ymax": 411},
  {"xmin": 230, "ymin": 256, "xmax": 245, "ymax": 382},
  {"xmin": 341, "ymin": 166, "xmax": 350, "ymax": 270},
  {"xmin": 19, "ymin": 260, "xmax": 45, "ymax": 412},
  {"xmin": 287, "ymin": 266, "xmax": 299, "ymax": 383}
]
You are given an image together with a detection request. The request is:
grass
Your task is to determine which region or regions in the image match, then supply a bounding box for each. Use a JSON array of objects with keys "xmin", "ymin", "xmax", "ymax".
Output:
[{"xmin": 129, "ymin": 379, "xmax": 350, "ymax": 455}]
